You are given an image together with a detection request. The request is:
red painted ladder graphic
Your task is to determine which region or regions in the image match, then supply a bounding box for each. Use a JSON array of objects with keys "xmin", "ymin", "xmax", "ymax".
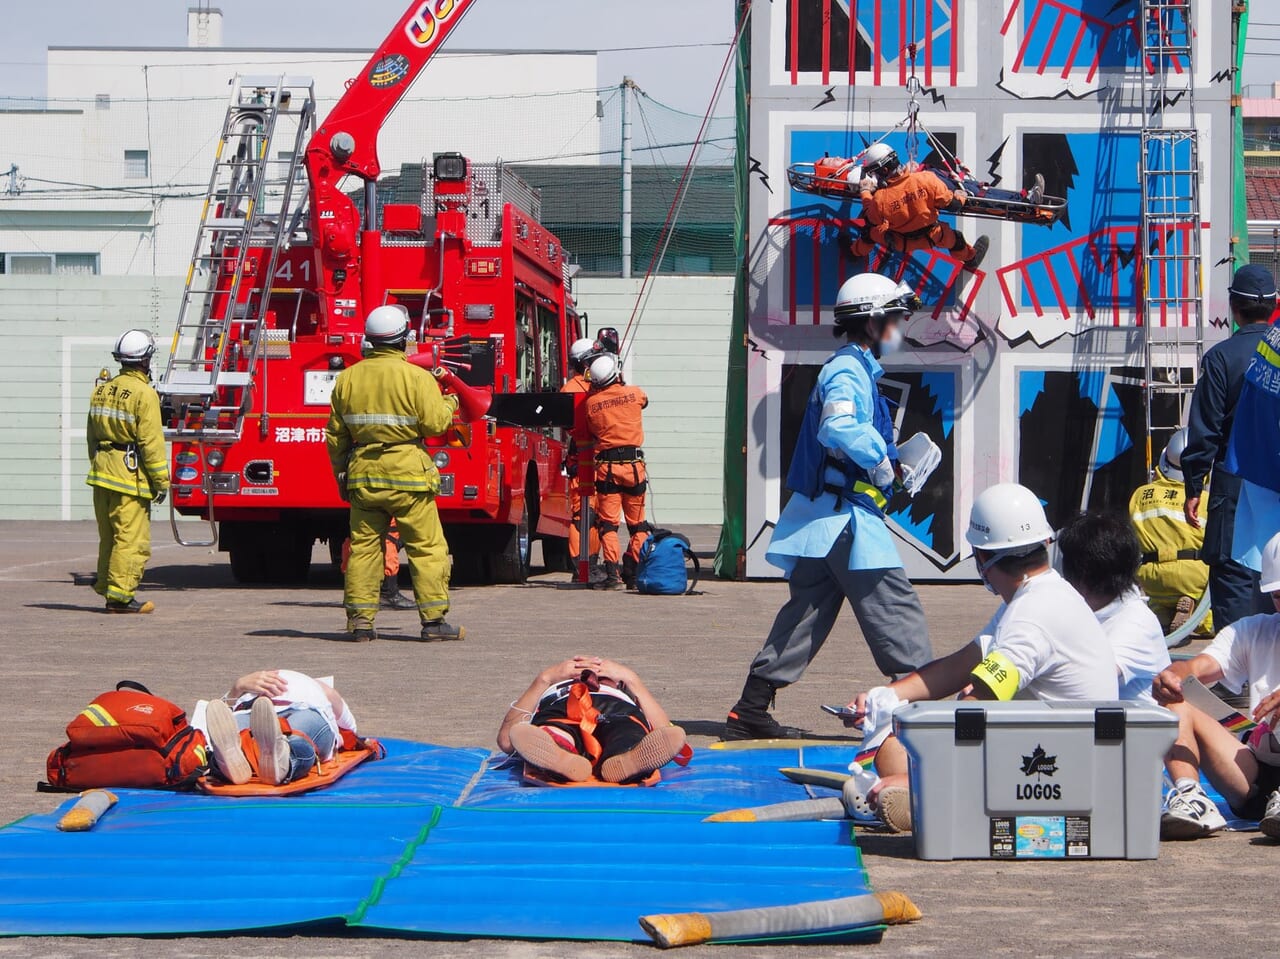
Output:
[{"xmin": 789, "ymin": 0, "xmax": 959, "ymax": 87}]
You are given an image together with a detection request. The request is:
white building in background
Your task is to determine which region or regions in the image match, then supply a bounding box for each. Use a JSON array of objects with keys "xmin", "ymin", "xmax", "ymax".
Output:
[{"xmin": 0, "ymin": 7, "xmax": 600, "ymax": 276}]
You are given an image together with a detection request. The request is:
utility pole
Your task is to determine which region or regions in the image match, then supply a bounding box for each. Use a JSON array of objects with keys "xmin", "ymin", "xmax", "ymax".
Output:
[{"xmin": 620, "ymin": 77, "xmax": 634, "ymax": 279}]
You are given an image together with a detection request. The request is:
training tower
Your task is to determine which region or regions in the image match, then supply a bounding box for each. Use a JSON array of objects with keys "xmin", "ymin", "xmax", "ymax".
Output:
[{"xmin": 719, "ymin": 0, "xmax": 1244, "ymax": 581}]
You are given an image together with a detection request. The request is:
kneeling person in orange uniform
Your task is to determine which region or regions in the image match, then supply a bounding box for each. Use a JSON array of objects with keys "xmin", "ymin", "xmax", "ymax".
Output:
[
  {"xmin": 584, "ymin": 353, "xmax": 650, "ymax": 590},
  {"xmin": 498, "ymin": 656, "xmax": 686, "ymax": 783},
  {"xmin": 847, "ymin": 143, "xmax": 989, "ymax": 272}
]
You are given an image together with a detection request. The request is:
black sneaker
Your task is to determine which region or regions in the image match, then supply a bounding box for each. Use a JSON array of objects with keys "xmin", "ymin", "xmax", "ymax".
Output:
[
  {"xmin": 105, "ymin": 598, "xmax": 155, "ymax": 614},
  {"xmin": 421, "ymin": 620, "xmax": 466, "ymax": 642},
  {"xmin": 963, "ymin": 235, "xmax": 990, "ymax": 273},
  {"xmin": 722, "ymin": 709, "xmax": 808, "ymax": 741}
]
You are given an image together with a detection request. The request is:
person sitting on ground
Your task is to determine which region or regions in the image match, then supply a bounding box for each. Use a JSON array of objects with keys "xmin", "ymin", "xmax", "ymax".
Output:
[
  {"xmin": 1057, "ymin": 510, "xmax": 1171, "ymax": 703},
  {"xmin": 199, "ymin": 669, "xmax": 358, "ymax": 787},
  {"xmin": 1129, "ymin": 429, "xmax": 1212, "ymax": 635},
  {"xmin": 498, "ymin": 656, "xmax": 686, "ymax": 784},
  {"xmin": 844, "ymin": 483, "xmax": 1118, "ymax": 832},
  {"xmin": 1152, "ymin": 530, "xmax": 1280, "ymax": 840}
]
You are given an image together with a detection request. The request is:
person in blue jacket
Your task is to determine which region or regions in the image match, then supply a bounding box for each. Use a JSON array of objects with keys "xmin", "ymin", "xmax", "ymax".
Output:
[
  {"xmin": 723, "ymin": 273, "xmax": 934, "ymax": 740},
  {"xmin": 1182, "ymin": 264, "xmax": 1276, "ymax": 630}
]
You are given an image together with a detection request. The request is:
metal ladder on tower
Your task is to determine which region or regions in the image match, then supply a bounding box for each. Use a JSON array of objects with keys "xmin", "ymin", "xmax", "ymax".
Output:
[
  {"xmin": 157, "ymin": 74, "xmax": 315, "ymax": 545},
  {"xmin": 1139, "ymin": 0, "xmax": 1205, "ymax": 477},
  {"xmin": 158, "ymin": 74, "xmax": 315, "ymax": 443}
]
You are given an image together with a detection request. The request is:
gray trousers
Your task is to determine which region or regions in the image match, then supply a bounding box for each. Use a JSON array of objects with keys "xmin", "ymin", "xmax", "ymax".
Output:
[{"xmin": 750, "ymin": 525, "xmax": 933, "ymax": 684}]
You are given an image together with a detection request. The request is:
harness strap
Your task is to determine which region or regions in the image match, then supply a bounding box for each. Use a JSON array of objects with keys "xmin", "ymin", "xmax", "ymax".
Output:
[
  {"xmin": 563, "ymin": 681, "xmax": 602, "ymax": 763},
  {"xmin": 597, "ymin": 446, "xmax": 644, "ymax": 463},
  {"xmin": 1141, "ymin": 548, "xmax": 1202, "ymax": 564}
]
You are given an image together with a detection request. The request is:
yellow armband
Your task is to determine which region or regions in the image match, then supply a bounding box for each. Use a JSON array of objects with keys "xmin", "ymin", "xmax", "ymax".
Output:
[{"xmin": 971, "ymin": 651, "xmax": 1020, "ymax": 701}]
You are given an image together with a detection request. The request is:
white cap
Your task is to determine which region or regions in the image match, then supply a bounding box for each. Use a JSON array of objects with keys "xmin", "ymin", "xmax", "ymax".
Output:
[
  {"xmin": 588, "ymin": 353, "xmax": 620, "ymax": 387},
  {"xmin": 112, "ymin": 329, "xmax": 156, "ymax": 363},
  {"xmin": 365, "ymin": 305, "xmax": 410, "ymax": 344},
  {"xmin": 1261, "ymin": 531, "xmax": 1280, "ymax": 593},
  {"xmin": 966, "ymin": 482, "xmax": 1055, "ymax": 553}
]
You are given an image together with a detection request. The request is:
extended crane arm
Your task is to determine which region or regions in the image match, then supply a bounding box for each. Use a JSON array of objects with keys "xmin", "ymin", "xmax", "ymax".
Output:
[{"xmin": 304, "ymin": 0, "xmax": 477, "ymax": 330}]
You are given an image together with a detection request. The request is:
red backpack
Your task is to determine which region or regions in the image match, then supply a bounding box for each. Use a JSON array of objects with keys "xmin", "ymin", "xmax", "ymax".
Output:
[{"xmin": 45, "ymin": 682, "xmax": 209, "ymax": 790}]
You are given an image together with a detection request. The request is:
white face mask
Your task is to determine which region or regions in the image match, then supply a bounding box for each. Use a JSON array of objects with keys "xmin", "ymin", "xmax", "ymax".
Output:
[
  {"xmin": 977, "ymin": 552, "xmax": 1002, "ymax": 595},
  {"xmin": 879, "ymin": 325, "xmax": 904, "ymax": 357}
]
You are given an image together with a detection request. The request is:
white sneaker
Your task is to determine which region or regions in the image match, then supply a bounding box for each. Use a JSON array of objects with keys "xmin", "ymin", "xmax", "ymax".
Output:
[
  {"xmin": 250, "ymin": 696, "xmax": 291, "ymax": 786},
  {"xmin": 1161, "ymin": 781, "xmax": 1227, "ymax": 840},
  {"xmin": 1259, "ymin": 789, "xmax": 1280, "ymax": 840},
  {"xmin": 204, "ymin": 699, "xmax": 251, "ymax": 785}
]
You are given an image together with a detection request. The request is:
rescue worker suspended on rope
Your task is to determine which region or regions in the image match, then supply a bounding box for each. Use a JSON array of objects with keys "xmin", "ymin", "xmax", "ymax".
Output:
[
  {"xmin": 1129, "ymin": 429, "xmax": 1212, "ymax": 636},
  {"xmin": 584, "ymin": 353, "xmax": 651, "ymax": 591},
  {"xmin": 86, "ymin": 330, "xmax": 170, "ymax": 614},
  {"xmin": 845, "ymin": 144, "xmax": 990, "ymax": 272},
  {"xmin": 326, "ymin": 305, "xmax": 464, "ymax": 643}
]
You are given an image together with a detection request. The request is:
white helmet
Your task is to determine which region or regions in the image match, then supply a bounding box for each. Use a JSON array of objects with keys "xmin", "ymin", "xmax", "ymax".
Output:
[
  {"xmin": 1262, "ymin": 531, "xmax": 1280, "ymax": 594},
  {"xmin": 1159, "ymin": 428, "xmax": 1188, "ymax": 483},
  {"xmin": 113, "ymin": 329, "xmax": 156, "ymax": 364},
  {"xmin": 834, "ymin": 273, "xmax": 917, "ymax": 323},
  {"xmin": 861, "ymin": 142, "xmax": 900, "ymax": 177},
  {"xmin": 569, "ymin": 338, "xmax": 595, "ymax": 367},
  {"xmin": 365, "ymin": 304, "xmax": 410, "ymax": 345},
  {"xmin": 588, "ymin": 353, "xmax": 620, "ymax": 387},
  {"xmin": 966, "ymin": 482, "xmax": 1055, "ymax": 554}
]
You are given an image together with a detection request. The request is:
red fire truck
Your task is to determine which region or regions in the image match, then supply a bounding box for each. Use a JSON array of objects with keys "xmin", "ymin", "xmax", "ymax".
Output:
[{"xmin": 157, "ymin": 0, "xmax": 581, "ymax": 584}]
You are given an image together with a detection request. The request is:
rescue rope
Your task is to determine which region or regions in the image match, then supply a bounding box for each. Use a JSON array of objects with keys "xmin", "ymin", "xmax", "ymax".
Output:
[{"xmin": 620, "ymin": 1, "xmax": 751, "ymax": 358}]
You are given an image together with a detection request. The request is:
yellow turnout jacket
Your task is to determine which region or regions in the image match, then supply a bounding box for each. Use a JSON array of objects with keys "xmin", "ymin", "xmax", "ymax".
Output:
[{"xmin": 85, "ymin": 368, "xmax": 169, "ymax": 499}]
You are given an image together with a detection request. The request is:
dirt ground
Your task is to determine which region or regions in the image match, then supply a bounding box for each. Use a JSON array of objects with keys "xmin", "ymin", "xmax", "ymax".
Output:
[{"xmin": 0, "ymin": 521, "xmax": 1264, "ymax": 959}]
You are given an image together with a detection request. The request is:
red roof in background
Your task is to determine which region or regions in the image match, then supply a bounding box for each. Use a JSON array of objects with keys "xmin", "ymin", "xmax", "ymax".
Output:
[{"xmin": 1247, "ymin": 166, "xmax": 1280, "ymax": 221}]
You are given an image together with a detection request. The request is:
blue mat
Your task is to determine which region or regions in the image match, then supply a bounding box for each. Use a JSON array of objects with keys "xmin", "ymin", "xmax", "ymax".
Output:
[{"xmin": 0, "ymin": 741, "xmax": 881, "ymax": 943}]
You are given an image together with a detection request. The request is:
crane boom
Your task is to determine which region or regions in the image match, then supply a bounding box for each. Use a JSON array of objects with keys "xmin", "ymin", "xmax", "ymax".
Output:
[{"xmin": 304, "ymin": 0, "xmax": 478, "ymax": 329}]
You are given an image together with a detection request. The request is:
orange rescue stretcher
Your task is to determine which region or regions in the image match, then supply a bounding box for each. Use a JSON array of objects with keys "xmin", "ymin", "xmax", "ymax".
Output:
[
  {"xmin": 787, "ymin": 156, "xmax": 1065, "ymax": 227},
  {"xmin": 197, "ymin": 734, "xmax": 384, "ymax": 797}
]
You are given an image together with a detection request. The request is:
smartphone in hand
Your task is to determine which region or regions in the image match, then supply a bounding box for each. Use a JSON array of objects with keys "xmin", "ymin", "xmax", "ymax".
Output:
[{"xmin": 821, "ymin": 704, "xmax": 857, "ymax": 719}]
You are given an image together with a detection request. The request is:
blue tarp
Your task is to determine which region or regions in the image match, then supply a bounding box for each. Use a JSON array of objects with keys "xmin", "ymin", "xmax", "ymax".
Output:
[{"xmin": 0, "ymin": 741, "xmax": 881, "ymax": 943}]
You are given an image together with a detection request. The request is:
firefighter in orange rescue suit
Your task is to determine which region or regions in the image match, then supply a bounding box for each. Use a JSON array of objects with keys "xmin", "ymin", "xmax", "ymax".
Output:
[
  {"xmin": 86, "ymin": 330, "xmax": 170, "ymax": 614},
  {"xmin": 847, "ymin": 143, "xmax": 989, "ymax": 272},
  {"xmin": 326, "ymin": 306, "xmax": 463, "ymax": 643},
  {"xmin": 562, "ymin": 337, "xmax": 600, "ymax": 567},
  {"xmin": 584, "ymin": 353, "xmax": 651, "ymax": 590}
]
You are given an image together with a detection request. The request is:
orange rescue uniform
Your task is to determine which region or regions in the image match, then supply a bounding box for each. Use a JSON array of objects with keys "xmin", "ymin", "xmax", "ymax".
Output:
[
  {"xmin": 585, "ymin": 382, "xmax": 650, "ymax": 567},
  {"xmin": 561, "ymin": 373, "xmax": 599, "ymax": 561},
  {"xmin": 851, "ymin": 169, "xmax": 974, "ymax": 261}
]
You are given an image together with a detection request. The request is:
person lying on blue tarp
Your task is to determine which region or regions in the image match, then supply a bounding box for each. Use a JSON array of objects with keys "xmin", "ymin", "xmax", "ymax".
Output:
[
  {"xmin": 194, "ymin": 669, "xmax": 358, "ymax": 786},
  {"xmin": 498, "ymin": 657, "xmax": 686, "ymax": 784}
]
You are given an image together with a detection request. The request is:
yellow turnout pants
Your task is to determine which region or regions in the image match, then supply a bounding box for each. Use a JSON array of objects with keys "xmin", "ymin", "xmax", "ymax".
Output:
[
  {"xmin": 345, "ymin": 487, "xmax": 450, "ymax": 629},
  {"xmin": 93, "ymin": 487, "xmax": 152, "ymax": 604}
]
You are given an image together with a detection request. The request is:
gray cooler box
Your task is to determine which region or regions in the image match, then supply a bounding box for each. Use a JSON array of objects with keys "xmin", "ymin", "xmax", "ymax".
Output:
[{"xmin": 894, "ymin": 701, "xmax": 1178, "ymax": 861}]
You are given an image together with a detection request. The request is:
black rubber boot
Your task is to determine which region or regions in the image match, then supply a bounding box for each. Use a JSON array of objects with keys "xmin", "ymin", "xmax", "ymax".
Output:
[
  {"xmin": 723, "ymin": 675, "xmax": 808, "ymax": 741},
  {"xmin": 595, "ymin": 561, "xmax": 623, "ymax": 590},
  {"xmin": 621, "ymin": 554, "xmax": 638, "ymax": 591},
  {"xmin": 963, "ymin": 235, "xmax": 990, "ymax": 273},
  {"xmin": 380, "ymin": 575, "xmax": 417, "ymax": 610}
]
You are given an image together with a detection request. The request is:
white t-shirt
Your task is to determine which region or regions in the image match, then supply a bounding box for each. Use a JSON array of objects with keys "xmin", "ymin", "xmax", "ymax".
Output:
[
  {"xmin": 1096, "ymin": 588, "xmax": 1172, "ymax": 703},
  {"xmin": 1203, "ymin": 613, "xmax": 1280, "ymax": 712},
  {"xmin": 976, "ymin": 569, "xmax": 1119, "ymax": 702},
  {"xmin": 194, "ymin": 670, "xmax": 357, "ymax": 762}
]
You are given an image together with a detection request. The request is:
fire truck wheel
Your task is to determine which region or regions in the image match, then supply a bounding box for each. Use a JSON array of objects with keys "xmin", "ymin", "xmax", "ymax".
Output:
[{"xmin": 487, "ymin": 502, "xmax": 532, "ymax": 585}]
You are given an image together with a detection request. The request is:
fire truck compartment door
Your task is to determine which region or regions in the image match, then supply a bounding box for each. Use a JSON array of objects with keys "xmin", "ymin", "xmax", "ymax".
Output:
[
  {"xmin": 488, "ymin": 392, "xmax": 574, "ymax": 429},
  {"xmin": 304, "ymin": 370, "xmax": 341, "ymax": 406}
]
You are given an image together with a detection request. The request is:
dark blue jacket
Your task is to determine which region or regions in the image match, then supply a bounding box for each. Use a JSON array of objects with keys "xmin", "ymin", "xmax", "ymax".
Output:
[{"xmin": 1182, "ymin": 323, "xmax": 1270, "ymax": 499}]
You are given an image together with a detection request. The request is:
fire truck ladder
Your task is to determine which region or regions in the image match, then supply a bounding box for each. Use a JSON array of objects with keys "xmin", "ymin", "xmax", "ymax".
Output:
[
  {"xmin": 157, "ymin": 75, "xmax": 315, "ymax": 546},
  {"xmin": 1139, "ymin": 0, "xmax": 1204, "ymax": 477}
]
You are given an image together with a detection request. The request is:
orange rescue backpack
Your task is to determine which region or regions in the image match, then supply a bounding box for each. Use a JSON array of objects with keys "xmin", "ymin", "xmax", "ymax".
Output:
[{"xmin": 45, "ymin": 681, "xmax": 210, "ymax": 790}]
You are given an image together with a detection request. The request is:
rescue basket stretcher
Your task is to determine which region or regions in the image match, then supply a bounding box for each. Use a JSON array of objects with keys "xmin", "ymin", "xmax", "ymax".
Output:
[
  {"xmin": 786, "ymin": 160, "xmax": 1066, "ymax": 227},
  {"xmin": 197, "ymin": 737, "xmax": 384, "ymax": 797}
]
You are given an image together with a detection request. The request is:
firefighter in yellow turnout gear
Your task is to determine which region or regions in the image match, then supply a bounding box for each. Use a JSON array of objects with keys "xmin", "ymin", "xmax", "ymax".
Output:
[
  {"xmin": 86, "ymin": 330, "xmax": 169, "ymax": 613},
  {"xmin": 1129, "ymin": 429, "xmax": 1213, "ymax": 635},
  {"xmin": 326, "ymin": 306, "xmax": 464, "ymax": 643}
]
